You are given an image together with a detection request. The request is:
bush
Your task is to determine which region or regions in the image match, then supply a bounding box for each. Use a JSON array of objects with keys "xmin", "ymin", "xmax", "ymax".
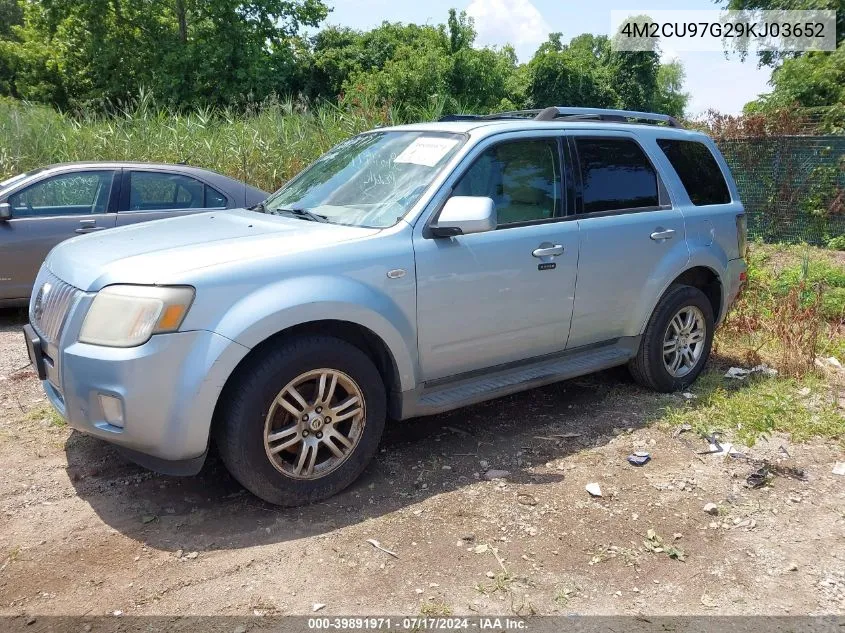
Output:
[{"xmin": 827, "ymin": 235, "xmax": 845, "ymax": 251}]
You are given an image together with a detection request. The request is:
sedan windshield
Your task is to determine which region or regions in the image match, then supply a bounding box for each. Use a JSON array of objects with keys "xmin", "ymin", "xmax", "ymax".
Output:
[{"xmin": 261, "ymin": 131, "xmax": 466, "ymax": 228}]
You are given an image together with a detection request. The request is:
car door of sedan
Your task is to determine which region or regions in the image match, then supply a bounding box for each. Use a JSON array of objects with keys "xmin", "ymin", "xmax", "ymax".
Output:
[
  {"xmin": 0, "ymin": 169, "xmax": 118, "ymax": 303},
  {"xmin": 115, "ymin": 169, "xmax": 229, "ymax": 226}
]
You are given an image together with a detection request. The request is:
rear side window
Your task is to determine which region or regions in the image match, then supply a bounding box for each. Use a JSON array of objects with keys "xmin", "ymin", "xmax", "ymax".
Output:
[
  {"xmin": 205, "ymin": 186, "xmax": 227, "ymax": 207},
  {"xmin": 657, "ymin": 139, "xmax": 730, "ymax": 206},
  {"xmin": 128, "ymin": 172, "xmax": 224, "ymax": 211},
  {"xmin": 574, "ymin": 138, "xmax": 659, "ymax": 213}
]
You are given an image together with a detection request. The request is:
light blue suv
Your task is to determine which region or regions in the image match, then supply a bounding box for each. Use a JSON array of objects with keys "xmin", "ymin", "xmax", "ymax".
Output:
[{"xmin": 24, "ymin": 107, "xmax": 747, "ymax": 505}]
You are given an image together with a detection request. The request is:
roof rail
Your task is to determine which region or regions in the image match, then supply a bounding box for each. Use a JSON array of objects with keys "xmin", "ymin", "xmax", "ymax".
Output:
[
  {"xmin": 439, "ymin": 107, "xmax": 682, "ymax": 128},
  {"xmin": 535, "ymin": 106, "xmax": 681, "ymax": 127},
  {"xmin": 438, "ymin": 111, "xmax": 539, "ymax": 122}
]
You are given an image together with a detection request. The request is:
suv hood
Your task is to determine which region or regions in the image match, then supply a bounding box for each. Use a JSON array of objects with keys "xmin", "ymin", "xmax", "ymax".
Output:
[{"xmin": 46, "ymin": 209, "xmax": 380, "ymax": 291}]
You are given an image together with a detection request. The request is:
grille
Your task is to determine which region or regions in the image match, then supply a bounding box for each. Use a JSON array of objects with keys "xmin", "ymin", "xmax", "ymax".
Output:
[{"xmin": 30, "ymin": 270, "xmax": 82, "ymax": 346}]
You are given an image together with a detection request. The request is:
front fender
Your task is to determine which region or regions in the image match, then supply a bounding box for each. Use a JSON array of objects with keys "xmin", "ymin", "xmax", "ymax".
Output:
[{"xmin": 208, "ymin": 275, "xmax": 419, "ymax": 391}]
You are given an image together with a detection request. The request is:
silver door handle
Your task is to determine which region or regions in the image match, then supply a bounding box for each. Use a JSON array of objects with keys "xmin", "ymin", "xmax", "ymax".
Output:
[
  {"xmin": 650, "ymin": 229, "xmax": 676, "ymax": 241},
  {"xmin": 532, "ymin": 244, "xmax": 564, "ymax": 258}
]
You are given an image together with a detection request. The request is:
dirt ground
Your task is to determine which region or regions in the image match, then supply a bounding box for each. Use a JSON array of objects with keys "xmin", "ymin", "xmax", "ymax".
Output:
[{"xmin": 1, "ymin": 308, "xmax": 844, "ymax": 618}]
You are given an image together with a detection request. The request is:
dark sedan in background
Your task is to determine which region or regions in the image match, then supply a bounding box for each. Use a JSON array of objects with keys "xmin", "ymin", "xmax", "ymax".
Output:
[{"xmin": 0, "ymin": 162, "xmax": 268, "ymax": 306}]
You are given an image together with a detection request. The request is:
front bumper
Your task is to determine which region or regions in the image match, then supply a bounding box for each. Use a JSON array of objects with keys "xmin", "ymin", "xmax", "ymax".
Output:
[{"xmin": 37, "ymin": 327, "xmax": 249, "ymax": 474}]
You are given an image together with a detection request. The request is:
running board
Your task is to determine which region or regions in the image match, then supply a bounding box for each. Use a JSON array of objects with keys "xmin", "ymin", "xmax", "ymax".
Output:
[{"xmin": 396, "ymin": 337, "xmax": 639, "ymax": 419}]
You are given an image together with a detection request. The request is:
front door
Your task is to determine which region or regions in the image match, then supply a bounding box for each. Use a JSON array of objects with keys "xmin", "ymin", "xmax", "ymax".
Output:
[
  {"xmin": 414, "ymin": 136, "xmax": 580, "ymax": 382},
  {"xmin": 0, "ymin": 170, "xmax": 117, "ymax": 301}
]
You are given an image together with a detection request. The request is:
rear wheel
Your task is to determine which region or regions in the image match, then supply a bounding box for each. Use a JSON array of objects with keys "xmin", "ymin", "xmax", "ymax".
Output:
[
  {"xmin": 215, "ymin": 335, "xmax": 386, "ymax": 506},
  {"xmin": 629, "ymin": 284, "xmax": 714, "ymax": 392}
]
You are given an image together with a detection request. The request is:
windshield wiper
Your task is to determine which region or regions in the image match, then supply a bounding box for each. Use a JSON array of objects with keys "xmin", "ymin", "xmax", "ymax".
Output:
[
  {"xmin": 275, "ymin": 207, "xmax": 329, "ymax": 223},
  {"xmin": 249, "ymin": 202, "xmax": 328, "ymax": 223}
]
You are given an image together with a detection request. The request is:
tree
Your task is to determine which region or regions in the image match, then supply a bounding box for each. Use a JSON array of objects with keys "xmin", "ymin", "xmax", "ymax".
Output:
[
  {"xmin": 723, "ymin": 0, "xmax": 844, "ymax": 67},
  {"xmin": 607, "ymin": 16, "xmax": 660, "ymax": 112},
  {"xmin": 4, "ymin": 0, "xmax": 328, "ymax": 109},
  {"xmin": 310, "ymin": 12, "xmax": 516, "ymax": 114},
  {"xmin": 0, "ymin": 0, "xmax": 24, "ymax": 97},
  {"xmin": 654, "ymin": 60, "xmax": 689, "ymax": 117},
  {"xmin": 745, "ymin": 46, "xmax": 845, "ymax": 112},
  {"xmin": 527, "ymin": 33, "xmax": 615, "ymax": 108}
]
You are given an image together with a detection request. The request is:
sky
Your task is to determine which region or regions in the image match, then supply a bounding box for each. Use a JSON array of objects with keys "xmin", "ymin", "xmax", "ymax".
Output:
[{"xmin": 323, "ymin": 0, "xmax": 774, "ymax": 116}]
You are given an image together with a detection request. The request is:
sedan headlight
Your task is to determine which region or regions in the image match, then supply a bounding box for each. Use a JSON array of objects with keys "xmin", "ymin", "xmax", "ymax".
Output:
[{"xmin": 79, "ymin": 285, "xmax": 195, "ymax": 347}]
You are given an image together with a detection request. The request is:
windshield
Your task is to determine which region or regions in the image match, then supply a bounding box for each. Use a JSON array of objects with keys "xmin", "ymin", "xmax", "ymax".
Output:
[{"xmin": 262, "ymin": 131, "xmax": 466, "ymax": 228}]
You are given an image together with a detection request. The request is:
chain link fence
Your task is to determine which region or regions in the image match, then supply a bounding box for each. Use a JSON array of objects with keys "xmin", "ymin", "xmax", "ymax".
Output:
[{"xmin": 717, "ymin": 135, "xmax": 845, "ymax": 246}]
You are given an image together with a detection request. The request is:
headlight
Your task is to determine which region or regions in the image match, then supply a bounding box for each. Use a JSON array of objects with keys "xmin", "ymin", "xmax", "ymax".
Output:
[{"xmin": 79, "ymin": 285, "xmax": 195, "ymax": 347}]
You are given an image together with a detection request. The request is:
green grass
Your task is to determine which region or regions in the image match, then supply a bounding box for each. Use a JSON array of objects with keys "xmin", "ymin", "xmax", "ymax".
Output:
[
  {"xmin": 25, "ymin": 404, "xmax": 66, "ymax": 428},
  {"xmin": 659, "ymin": 368, "xmax": 844, "ymax": 446}
]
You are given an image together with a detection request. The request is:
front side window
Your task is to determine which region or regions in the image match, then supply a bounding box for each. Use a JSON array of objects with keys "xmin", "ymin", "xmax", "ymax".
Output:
[
  {"xmin": 262, "ymin": 131, "xmax": 466, "ymax": 228},
  {"xmin": 657, "ymin": 139, "xmax": 730, "ymax": 206},
  {"xmin": 575, "ymin": 138, "xmax": 659, "ymax": 213},
  {"xmin": 8, "ymin": 171, "xmax": 114, "ymax": 218},
  {"xmin": 451, "ymin": 139, "xmax": 561, "ymax": 226},
  {"xmin": 128, "ymin": 172, "xmax": 222, "ymax": 211}
]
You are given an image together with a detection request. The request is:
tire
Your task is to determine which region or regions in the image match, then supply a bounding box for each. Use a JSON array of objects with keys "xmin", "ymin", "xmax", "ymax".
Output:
[
  {"xmin": 628, "ymin": 284, "xmax": 714, "ymax": 393},
  {"xmin": 214, "ymin": 335, "xmax": 386, "ymax": 506}
]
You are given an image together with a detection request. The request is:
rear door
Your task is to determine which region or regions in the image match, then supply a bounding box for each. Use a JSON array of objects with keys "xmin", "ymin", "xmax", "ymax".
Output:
[
  {"xmin": 116, "ymin": 169, "xmax": 229, "ymax": 226},
  {"xmin": 0, "ymin": 169, "xmax": 117, "ymax": 301},
  {"xmin": 565, "ymin": 132, "xmax": 689, "ymax": 349}
]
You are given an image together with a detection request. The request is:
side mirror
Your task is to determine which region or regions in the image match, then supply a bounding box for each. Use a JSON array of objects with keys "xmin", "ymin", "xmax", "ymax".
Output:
[
  {"xmin": 431, "ymin": 196, "xmax": 496, "ymax": 237},
  {"xmin": 0, "ymin": 202, "xmax": 11, "ymax": 221}
]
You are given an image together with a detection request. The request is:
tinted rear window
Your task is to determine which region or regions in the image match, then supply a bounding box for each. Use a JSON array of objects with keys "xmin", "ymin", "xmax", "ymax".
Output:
[
  {"xmin": 574, "ymin": 138, "xmax": 659, "ymax": 213},
  {"xmin": 657, "ymin": 139, "xmax": 730, "ymax": 206}
]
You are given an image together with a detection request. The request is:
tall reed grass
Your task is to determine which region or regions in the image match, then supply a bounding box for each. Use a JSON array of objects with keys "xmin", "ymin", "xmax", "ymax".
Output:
[{"xmin": 0, "ymin": 93, "xmax": 395, "ymax": 193}]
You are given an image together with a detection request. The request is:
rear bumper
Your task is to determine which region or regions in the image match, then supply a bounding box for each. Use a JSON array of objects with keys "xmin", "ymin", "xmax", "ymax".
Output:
[
  {"xmin": 722, "ymin": 257, "xmax": 747, "ymax": 323},
  {"xmin": 41, "ymin": 329, "xmax": 249, "ymax": 472}
]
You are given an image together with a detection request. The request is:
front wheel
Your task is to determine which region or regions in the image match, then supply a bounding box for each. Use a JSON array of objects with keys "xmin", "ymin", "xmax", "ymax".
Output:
[
  {"xmin": 628, "ymin": 284, "xmax": 714, "ymax": 392},
  {"xmin": 214, "ymin": 335, "xmax": 386, "ymax": 506}
]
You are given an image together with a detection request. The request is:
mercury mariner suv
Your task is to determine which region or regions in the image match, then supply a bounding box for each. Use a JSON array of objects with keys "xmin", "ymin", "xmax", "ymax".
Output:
[{"xmin": 24, "ymin": 107, "xmax": 747, "ymax": 506}]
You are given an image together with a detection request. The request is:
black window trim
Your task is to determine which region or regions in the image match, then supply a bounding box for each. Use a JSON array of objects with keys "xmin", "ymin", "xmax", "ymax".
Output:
[
  {"xmin": 424, "ymin": 134, "xmax": 571, "ymax": 238},
  {"xmin": 118, "ymin": 168, "xmax": 231, "ymax": 213},
  {"xmin": 567, "ymin": 134, "xmax": 672, "ymax": 218}
]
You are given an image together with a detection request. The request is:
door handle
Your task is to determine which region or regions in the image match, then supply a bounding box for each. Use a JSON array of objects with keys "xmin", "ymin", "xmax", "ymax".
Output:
[
  {"xmin": 650, "ymin": 228, "xmax": 676, "ymax": 241},
  {"xmin": 532, "ymin": 244, "xmax": 564, "ymax": 258},
  {"xmin": 75, "ymin": 220, "xmax": 106, "ymax": 234}
]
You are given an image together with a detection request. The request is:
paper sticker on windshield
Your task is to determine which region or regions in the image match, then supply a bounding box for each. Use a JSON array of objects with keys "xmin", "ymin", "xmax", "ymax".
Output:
[{"xmin": 394, "ymin": 137, "xmax": 459, "ymax": 167}]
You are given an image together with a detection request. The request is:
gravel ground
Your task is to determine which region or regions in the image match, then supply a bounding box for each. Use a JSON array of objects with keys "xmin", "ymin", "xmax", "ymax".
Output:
[{"xmin": 0, "ymin": 308, "xmax": 843, "ymax": 619}]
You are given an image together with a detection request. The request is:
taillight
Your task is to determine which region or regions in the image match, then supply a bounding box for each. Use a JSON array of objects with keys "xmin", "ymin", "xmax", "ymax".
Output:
[{"xmin": 736, "ymin": 214, "xmax": 747, "ymax": 257}]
